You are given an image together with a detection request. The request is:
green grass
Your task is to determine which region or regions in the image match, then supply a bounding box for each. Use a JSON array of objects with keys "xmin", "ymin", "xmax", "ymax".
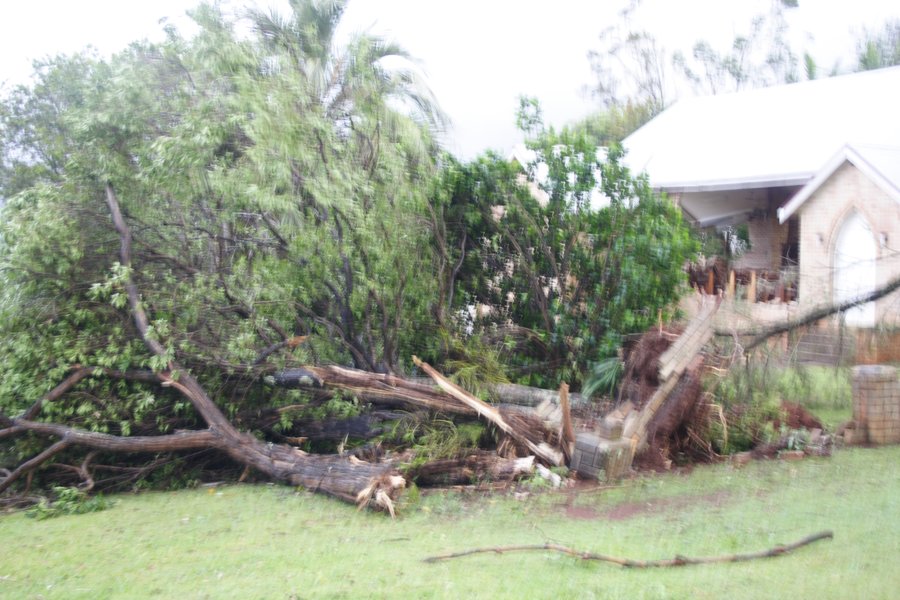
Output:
[
  {"xmin": 2, "ymin": 446, "xmax": 898, "ymax": 599},
  {"xmin": 774, "ymin": 365, "xmax": 853, "ymax": 429},
  {"xmin": 713, "ymin": 364, "xmax": 854, "ymax": 431}
]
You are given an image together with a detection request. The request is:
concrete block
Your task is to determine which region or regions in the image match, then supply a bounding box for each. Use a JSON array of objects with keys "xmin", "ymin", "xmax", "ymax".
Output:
[{"xmin": 570, "ymin": 433, "xmax": 633, "ymax": 481}]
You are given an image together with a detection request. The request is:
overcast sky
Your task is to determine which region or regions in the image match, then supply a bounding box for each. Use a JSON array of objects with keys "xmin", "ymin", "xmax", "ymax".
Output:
[{"xmin": 2, "ymin": 0, "xmax": 898, "ymax": 158}]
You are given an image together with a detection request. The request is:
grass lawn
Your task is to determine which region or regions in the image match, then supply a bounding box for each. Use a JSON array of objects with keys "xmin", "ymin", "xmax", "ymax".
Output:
[{"xmin": 1, "ymin": 445, "xmax": 898, "ymax": 599}]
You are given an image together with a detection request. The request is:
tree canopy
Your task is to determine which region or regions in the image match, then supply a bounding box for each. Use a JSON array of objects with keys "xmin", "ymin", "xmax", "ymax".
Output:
[{"xmin": 0, "ymin": 0, "xmax": 697, "ymax": 497}]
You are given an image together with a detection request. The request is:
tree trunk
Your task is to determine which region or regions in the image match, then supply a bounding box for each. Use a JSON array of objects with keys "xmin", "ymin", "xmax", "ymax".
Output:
[
  {"xmin": 273, "ymin": 366, "xmax": 476, "ymax": 415},
  {"xmin": 272, "ymin": 368, "xmax": 592, "ymax": 414},
  {"xmin": 0, "ymin": 417, "xmax": 403, "ymax": 509},
  {"xmin": 489, "ymin": 383, "xmax": 589, "ymax": 409},
  {"xmin": 410, "ymin": 452, "xmax": 534, "ymax": 486}
]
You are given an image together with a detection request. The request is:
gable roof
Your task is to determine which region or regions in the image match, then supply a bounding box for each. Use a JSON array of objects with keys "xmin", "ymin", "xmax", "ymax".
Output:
[
  {"xmin": 777, "ymin": 144, "xmax": 900, "ymax": 223},
  {"xmin": 622, "ymin": 66, "xmax": 900, "ymax": 193}
]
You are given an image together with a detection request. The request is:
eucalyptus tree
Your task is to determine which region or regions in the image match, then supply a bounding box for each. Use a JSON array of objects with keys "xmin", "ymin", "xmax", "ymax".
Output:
[{"xmin": 0, "ymin": 0, "xmax": 443, "ymax": 504}]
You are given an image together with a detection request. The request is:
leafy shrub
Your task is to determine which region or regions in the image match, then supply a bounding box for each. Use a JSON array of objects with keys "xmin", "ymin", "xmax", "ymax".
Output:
[
  {"xmin": 26, "ymin": 486, "xmax": 113, "ymax": 520},
  {"xmin": 705, "ymin": 364, "xmax": 849, "ymax": 454}
]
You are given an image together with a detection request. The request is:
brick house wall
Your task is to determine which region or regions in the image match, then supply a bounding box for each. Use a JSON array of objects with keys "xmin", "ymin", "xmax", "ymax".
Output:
[
  {"xmin": 734, "ymin": 216, "xmax": 791, "ymax": 271},
  {"xmin": 796, "ymin": 162, "xmax": 900, "ymax": 326}
]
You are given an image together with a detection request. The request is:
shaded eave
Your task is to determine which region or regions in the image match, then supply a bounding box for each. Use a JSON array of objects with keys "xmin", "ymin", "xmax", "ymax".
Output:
[{"xmin": 656, "ymin": 173, "xmax": 813, "ymax": 194}]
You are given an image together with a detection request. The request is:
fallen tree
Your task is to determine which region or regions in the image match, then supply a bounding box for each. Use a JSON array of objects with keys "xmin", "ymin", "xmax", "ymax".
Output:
[
  {"xmin": 1, "ymin": 189, "xmax": 576, "ymax": 509},
  {"xmin": 1, "ymin": 186, "xmax": 406, "ymax": 512},
  {"xmin": 410, "ymin": 452, "xmax": 535, "ymax": 487},
  {"xmin": 716, "ymin": 274, "xmax": 900, "ymax": 351}
]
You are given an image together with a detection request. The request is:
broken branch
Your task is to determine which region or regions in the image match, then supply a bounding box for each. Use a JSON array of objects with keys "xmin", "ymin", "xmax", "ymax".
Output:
[
  {"xmin": 424, "ymin": 530, "xmax": 833, "ymax": 567},
  {"xmin": 719, "ymin": 274, "xmax": 900, "ymax": 351},
  {"xmin": 412, "ymin": 356, "xmax": 563, "ymax": 466}
]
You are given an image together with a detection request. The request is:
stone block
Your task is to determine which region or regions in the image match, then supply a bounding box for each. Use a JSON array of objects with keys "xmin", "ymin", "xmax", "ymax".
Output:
[
  {"xmin": 570, "ymin": 433, "xmax": 633, "ymax": 481},
  {"xmin": 598, "ymin": 416, "xmax": 624, "ymax": 440}
]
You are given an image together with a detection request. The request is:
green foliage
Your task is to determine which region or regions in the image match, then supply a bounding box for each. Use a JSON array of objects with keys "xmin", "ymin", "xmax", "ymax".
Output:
[
  {"xmin": 439, "ymin": 332, "xmax": 509, "ymax": 400},
  {"xmin": 309, "ymin": 391, "xmax": 361, "ymax": 421},
  {"xmin": 389, "ymin": 416, "xmax": 487, "ymax": 471},
  {"xmin": 582, "ymin": 356, "xmax": 624, "ymax": 399},
  {"xmin": 563, "ymin": 102, "xmax": 657, "ymax": 146},
  {"xmin": 707, "ymin": 365, "xmax": 784, "ymax": 453},
  {"xmin": 131, "ymin": 457, "xmax": 202, "ymax": 492},
  {"xmin": 705, "ymin": 363, "xmax": 851, "ymax": 454},
  {"xmin": 0, "ymin": 1, "xmax": 444, "ymax": 440},
  {"xmin": 770, "ymin": 365, "xmax": 851, "ymax": 411},
  {"xmin": 436, "ymin": 112, "xmax": 698, "ymax": 388},
  {"xmin": 25, "ymin": 486, "xmax": 113, "ymax": 520},
  {"xmin": 856, "ymin": 19, "xmax": 900, "ymax": 71}
]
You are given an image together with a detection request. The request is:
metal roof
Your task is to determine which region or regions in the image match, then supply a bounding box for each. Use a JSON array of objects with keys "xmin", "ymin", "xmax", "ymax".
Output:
[
  {"xmin": 777, "ymin": 144, "xmax": 900, "ymax": 223},
  {"xmin": 622, "ymin": 66, "xmax": 900, "ymax": 192}
]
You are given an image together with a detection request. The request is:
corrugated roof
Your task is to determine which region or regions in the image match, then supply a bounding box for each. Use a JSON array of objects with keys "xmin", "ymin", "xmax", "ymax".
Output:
[{"xmin": 623, "ymin": 66, "xmax": 900, "ymax": 192}]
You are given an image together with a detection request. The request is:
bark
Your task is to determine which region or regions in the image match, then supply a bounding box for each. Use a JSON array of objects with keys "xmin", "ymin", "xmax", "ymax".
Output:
[
  {"xmin": 273, "ymin": 368, "xmax": 588, "ymax": 413},
  {"xmin": 410, "ymin": 452, "xmax": 535, "ymax": 487},
  {"xmin": 273, "ymin": 366, "xmax": 476, "ymax": 415}
]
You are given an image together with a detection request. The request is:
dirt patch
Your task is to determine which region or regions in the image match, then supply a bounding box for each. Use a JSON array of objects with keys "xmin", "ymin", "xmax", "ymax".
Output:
[
  {"xmin": 563, "ymin": 490, "xmax": 731, "ymax": 521},
  {"xmin": 775, "ymin": 401, "xmax": 823, "ymax": 430},
  {"xmin": 604, "ymin": 491, "xmax": 731, "ymax": 521},
  {"xmin": 564, "ymin": 505, "xmax": 600, "ymax": 520}
]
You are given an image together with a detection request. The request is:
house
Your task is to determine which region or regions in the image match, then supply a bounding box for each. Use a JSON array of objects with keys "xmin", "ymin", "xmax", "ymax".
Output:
[{"xmin": 623, "ymin": 66, "xmax": 900, "ymax": 341}]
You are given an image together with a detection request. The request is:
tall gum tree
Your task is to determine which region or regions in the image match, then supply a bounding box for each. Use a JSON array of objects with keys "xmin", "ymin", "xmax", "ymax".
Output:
[{"xmin": 0, "ymin": 0, "xmax": 443, "ymax": 508}]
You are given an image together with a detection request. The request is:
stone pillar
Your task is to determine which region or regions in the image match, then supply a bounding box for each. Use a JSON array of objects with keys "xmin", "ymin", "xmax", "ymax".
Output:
[{"xmin": 852, "ymin": 365, "xmax": 900, "ymax": 445}]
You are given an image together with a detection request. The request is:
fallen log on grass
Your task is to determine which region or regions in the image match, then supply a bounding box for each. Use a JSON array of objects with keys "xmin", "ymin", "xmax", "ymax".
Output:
[
  {"xmin": 410, "ymin": 453, "xmax": 535, "ymax": 487},
  {"xmin": 424, "ymin": 530, "xmax": 834, "ymax": 567}
]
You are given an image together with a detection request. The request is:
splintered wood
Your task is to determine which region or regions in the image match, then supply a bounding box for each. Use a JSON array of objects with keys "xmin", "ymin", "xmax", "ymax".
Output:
[
  {"xmin": 413, "ymin": 356, "xmax": 564, "ymax": 466},
  {"xmin": 624, "ymin": 297, "xmax": 719, "ymax": 451}
]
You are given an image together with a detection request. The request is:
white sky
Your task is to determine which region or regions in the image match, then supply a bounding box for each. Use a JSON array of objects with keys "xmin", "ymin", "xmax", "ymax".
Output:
[{"xmin": 1, "ymin": 0, "xmax": 898, "ymax": 158}]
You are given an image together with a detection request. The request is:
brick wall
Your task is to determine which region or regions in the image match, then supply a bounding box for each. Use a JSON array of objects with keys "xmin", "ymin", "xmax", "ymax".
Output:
[
  {"xmin": 735, "ymin": 216, "xmax": 790, "ymax": 271},
  {"xmin": 852, "ymin": 365, "xmax": 900, "ymax": 445},
  {"xmin": 797, "ymin": 162, "xmax": 900, "ymax": 326}
]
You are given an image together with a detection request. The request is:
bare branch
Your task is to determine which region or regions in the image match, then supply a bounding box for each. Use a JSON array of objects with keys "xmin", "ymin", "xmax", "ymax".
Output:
[
  {"xmin": 424, "ymin": 531, "xmax": 834, "ymax": 567},
  {"xmin": 0, "ymin": 440, "xmax": 71, "ymax": 494},
  {"xmin": 23, "ymin": 366, "xmax": 95, "ymax": 420},
  {"xmin": 718, "ymin": 274, "xmax": 900, "ymax": 351},
  {"xmin": 11, "ymin": 419, "xmax": 219, "ymax": 452}
]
